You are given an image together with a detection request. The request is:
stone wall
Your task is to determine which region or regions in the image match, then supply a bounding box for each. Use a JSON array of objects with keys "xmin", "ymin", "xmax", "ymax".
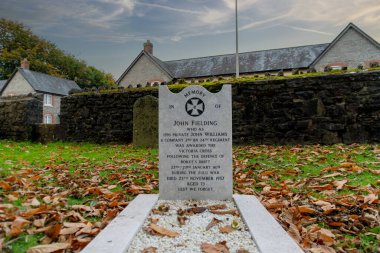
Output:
[
  {"xmin": 61, "ymin": 71, "xmax": 380, "ymax": 144},
  {"xmin": 0, "ymin": 95, "xmax": 43, "ymax": 140},
  {"xmin": 60, "ymin": 90, "xmax": 158, "ymax": 143},
  {"xmin": 232, "ymin": 72, "xmax": 380, "ymax": 144}
]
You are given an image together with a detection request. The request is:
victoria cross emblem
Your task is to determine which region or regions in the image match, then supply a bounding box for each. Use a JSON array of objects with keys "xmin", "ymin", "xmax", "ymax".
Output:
[{"xmin": 185, "ymin": 98, "xmax": 205, "ymax": 117}]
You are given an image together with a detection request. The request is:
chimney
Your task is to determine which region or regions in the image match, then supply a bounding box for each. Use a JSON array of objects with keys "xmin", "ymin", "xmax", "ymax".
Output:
[
  {"xmin": 143, "ymin": 40, "xmax": 153, "ymax": 55},
  {"xmin": 20, "ymin": 58, "xmax": 30, "ymax": 69}
]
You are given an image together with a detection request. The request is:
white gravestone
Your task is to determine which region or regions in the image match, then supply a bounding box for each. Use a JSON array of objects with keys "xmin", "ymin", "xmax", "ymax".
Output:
[{"xmin": 159, "ymin": 85, "xmax": 232, "ymax": 200}]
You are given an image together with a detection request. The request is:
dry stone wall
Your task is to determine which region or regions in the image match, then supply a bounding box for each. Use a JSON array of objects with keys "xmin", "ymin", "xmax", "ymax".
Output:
[
  {"xmin": 0, "ymin": 95, "xmax": 43, "ymax": 140},
  {"xmin": 60, "ymin": 90, "xmax": 158, "ymax": 143},
  {"xmin": 60, "ymin": 71, "xmax": 380, "ymax": 144}
]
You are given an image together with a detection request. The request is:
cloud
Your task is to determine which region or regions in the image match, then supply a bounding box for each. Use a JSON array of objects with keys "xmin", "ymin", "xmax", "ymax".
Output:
[
  {"xmin": 137, "ymin": 2, "xmax": 202, "ymax": 15},
  {"xmin": 284, "ymin": 25, "xmax": 334, "ymax": 36},
  {"xmin": 1, "ymin": 0, "xmax": 379, "ymax": 45}
]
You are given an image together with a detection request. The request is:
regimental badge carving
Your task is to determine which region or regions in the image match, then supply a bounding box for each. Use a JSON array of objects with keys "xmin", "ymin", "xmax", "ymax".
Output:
[{"xmin": 185, "ymin": 98, "xmax": 205, "ymax": 117}]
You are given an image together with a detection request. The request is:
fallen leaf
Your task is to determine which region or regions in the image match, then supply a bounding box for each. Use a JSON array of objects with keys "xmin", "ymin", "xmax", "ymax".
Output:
[
  {"xmin": 177, "ymin": 216, "xmax": 187, "ymax": 226},
  {"xmin": 363, "ymin": 193, "xmax": 377, "ymax": 204},
  {"xmin": 209, "ymin": 209, "xmax": 239, "ymax": 216},
  {"xmin": 206, "ymin": 218, "xmax": 222, "ymax": 231},
  {"xmin": 319, "ymin": 228, "xmax": 335, "ymax": 246},
  {"xmin": 328, "ymin": 222, "xmax": 345, "ymax": 227},
  {"xmin": 149, "ymin": 223, "xmax": 179, "ymax": 237},
  {"xmin": 26, "ymin": 242, "xmax": 71, "ymax": 253},
  {"xmin": 33, "ymin": 217, "xmax": 47, "ymax": 228},
  {"xmin": 141, "ymin": 247, "xmax": 157, "ymax": 253},
  {"xmin": 9, "ymin": 217, "xmax": 31, "ymax": 237},
  {"xmin": 308, "ymin": 246, "xmax": 336, "ymax": 253},
  {"xmin": 298, "ymin": 205, "xmax": 316, "ymax": 214},
  {"xmin": 201, "ymin": 241, "xmax": 229, "ymax": 253},
  {"xmin": 322, "ymin": 172, "xmax": 342, "ymax": 178},
  {"xmin": 186, "ymin": 207, "xmax": 207, "ymax": 214},
  {"xmin": 288, "ymin": 223, "xmax": 302, "ymax": 242},
  {"xmin": 308, "ymin": 184, "xmax": 334, "ymax": 191},
  {"xmin": 219, "ymin": 225, "xmax": 234, "ymax": 234},
  {"xmin": 31, "ymin": 197, "xmax": 41, "ymax": 207},
  {"xmin": 236, "ymin": 250, "xmax": 250, "ymax": 253},
  {"xmin": 152, "ymin": 204, "xmax": 170, "ymax": 214},
  {"xmin": 60, "ymin": 226, "xmax": 80, "ymax": 235},
  {"xmin": 207, "ymin": 204, "xmax": 227, "ymax": 210},
  {"xmin": 45, "ymin": 223, "xmax": 62, "ymax": 239},
  {"xmin": 0, "ymin": 181, "xmax": 11, "ymax": 190},
  {"xmin": 333, "ymin": 179, "xmax": 348, "ymax": 190}
]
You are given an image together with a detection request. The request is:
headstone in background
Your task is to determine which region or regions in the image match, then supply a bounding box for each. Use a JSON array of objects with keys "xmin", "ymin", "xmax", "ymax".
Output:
[
  {"xmin": 159, "ymin": 85, "xmax": 232, "ymax": 200},
  {"xmin": 133, "ymin": 95, "xmax": 158, "ymax": 148}
]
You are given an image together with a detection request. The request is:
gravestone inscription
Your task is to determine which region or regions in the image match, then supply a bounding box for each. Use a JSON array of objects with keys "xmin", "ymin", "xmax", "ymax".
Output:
[{"xmin": 159, "ymin": 85, "xmax": 232, "ymax": 200}]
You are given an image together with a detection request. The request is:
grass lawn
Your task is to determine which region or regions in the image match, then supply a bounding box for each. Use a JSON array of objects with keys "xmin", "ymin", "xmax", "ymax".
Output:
[{"xmin": 0, "ymin": 141, "xmax": 379, "ymax": 253}]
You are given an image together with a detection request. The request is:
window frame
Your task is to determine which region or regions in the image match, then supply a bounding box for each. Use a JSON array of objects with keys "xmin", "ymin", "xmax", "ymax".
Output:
[
  {"xmin": 44, "ymin": 114, "xmax": 53, "ymax": 124},
  {"xmin": 44, "ymin": 94, "xmax": 53, "ymax": 106}
]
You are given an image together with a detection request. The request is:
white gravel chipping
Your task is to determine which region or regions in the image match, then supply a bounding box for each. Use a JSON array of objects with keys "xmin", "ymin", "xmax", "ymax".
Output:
[{"xmin": 127, "ymin": 199, "xmax": 259, "ymax": 253}]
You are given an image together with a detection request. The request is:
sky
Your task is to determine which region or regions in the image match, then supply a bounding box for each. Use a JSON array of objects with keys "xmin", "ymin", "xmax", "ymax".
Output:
[{"xmin": 1, "ymin": 0, "xmax": 380, "ymax": 80}]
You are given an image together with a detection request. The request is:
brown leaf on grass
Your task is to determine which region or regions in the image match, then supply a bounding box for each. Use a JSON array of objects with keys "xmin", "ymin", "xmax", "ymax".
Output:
[
  {"xmin": 9, "ymin": 217, "xmax": 31, "ymax": 237},
  {"xmin": 21, "ymin": 206, "xmax": 47, "ymax": 218},
  {"xmin": 33, "ymin": 217, "xmax": 47, "ymax": 228},
  {"xmin": 0, "ymin": 181, "xmax": 11, "ymax": 190},
  {"xmin": 30, "ymin": 197, "xmax": 41, "ymax": 207},
  {"xmin": 63, "ymin": 222, "xmax": 88, "ymax": 228},
  {"xmin": 149, "ymin": 223, "xmax": 179, "ymax": 237},
  {"xmin": 363, "ymin": 193, "xmax": 377, "ymax": 204},
  {"xmin": 319, "ymin": 232, "xmax": 335, "ymax": 246},
  {"xmin": 298, "ymin": 205, "xmax": 316, "ymax": 214},
  {"xmin": 206, "ymin": 218, "xmax": 222, "ymax": 231},
  {"xmin": 265, "ymin": 201, "xmax": 287, "ymax": 209},
  {"xmin": 207, "ymin": 204, "xmax": 227, "ymax": 210},
  {"xmin": 60, "ymin": 226, "xmax": 80, "ymax": 235},
  {"xmin": 308, "ymin": 245, "xmax": 336, "ymax": 253},
  {"xmin": 313, "ymin": 200, "xmax": 332, "ymax": 207},
  {"xmin": 7, "ymin": 194, "xmax": 18, "ymax": 201},
  {"xmin": 142, "ymin": 247, "xmax": 157, "ymax": 253},
  {"xmin": 104, "ymin": 209, "xmax": 119, "ymax": 222},
  {"xmin": 322, "ymin": 172, "xmax": 342, "ymax": 178},
  {"xmin": 209, "ymin": 209, "xmax": 239, "ymax": 216},
  {"xmin": 308, "ymin": 184, "xmax": 334, "ymax": 191},
  {"xmin": 321, "ymin": 205, "xmax": 337, "ymax": 215},
  {"xmin": 368, "ymin": 169, "xmax": 380, "ymax": 175},
  {"xmin": 333, "ymin": 179, "xmax": 348, "ymax": 190},
  {"xmin": 328, "ymin": 222, "xmax": 345, "ymax": 227},
  {"xmin": 219, "ymin": 225, "xmax": 234, "ymax": 234},
  {"xmin": 45, "ymin": 223, "xmax": 62, "ymax": 239},
  {"xmin": 201, "ymin": 241, "xmax": 229, "ymax": 253},
  {"xmin": 288, "ymin": 223, "xmax": 302, "ymax": 242},
  {"xmin": 26, "ymin": 242, "xmax": 71, "ymax": 253}
]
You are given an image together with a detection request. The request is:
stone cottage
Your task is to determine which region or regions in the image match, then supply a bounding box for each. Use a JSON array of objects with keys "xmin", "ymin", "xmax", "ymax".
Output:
[
  {"xmin": 0, "ymin": 59, "xmax": 80, "ymax": 124},
  {"xmin": 117, "ymin": 23, "xmax": 380, "ymax": 87}
]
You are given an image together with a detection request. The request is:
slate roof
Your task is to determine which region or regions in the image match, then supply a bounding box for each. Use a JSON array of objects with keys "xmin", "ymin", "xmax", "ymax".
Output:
[
  {"xmin": 0, "ymin": 80, "xmax": 6, "ymax": 92},
  {"xmin": 1, "ymin": 68, "xmax": 80, "ymax": 96},
  {"xmin": 164, "ymin": 44, "xmax": 329, "ymax": 79}
]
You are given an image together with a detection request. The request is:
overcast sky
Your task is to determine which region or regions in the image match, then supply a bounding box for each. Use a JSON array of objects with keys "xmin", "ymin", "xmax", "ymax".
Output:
[{"xmin": 1, "ymin": 0, "xmax": 380, "ymax": 79}]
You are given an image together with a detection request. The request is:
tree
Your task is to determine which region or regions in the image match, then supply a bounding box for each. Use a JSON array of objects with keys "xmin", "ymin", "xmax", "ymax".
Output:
[{"xmin": 0, "ymin": 18, "xmax": 115, "ymax": 88}]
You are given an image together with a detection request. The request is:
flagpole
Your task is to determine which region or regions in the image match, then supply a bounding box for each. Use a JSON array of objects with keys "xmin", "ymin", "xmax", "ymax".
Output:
[{"xmin": 235, "ymin": 0, "xmax": 239, "ymax": 78}]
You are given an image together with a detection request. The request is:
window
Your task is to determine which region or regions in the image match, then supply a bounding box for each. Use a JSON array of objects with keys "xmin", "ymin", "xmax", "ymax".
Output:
[
  {"xmin": 44, "ymin": 94, "xmax": 53, "ymax": 106},
  {"xmin": 44, "ymin": 114, "xmax": 52, "ymax": 124}
]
